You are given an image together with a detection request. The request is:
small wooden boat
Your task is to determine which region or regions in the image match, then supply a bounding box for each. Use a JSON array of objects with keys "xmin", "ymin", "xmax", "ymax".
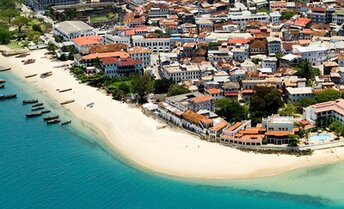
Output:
[
  {"xmin": 0, "ymin": 67, "xmax": 11, "ymax": 72},
  {"xmin": 0, "ymin": 84, "xmax": 4, "ymax": 88},
  {"xmin": 25, "ymin": 74, "xmax": 37, "ymax": 78},
  {"xmin": 59, "ymin": 88, "xmax": 72, "ymax": 93},
  {"xmin": 0, "ymin": 79, "xmax": 5, "ymax": 83},
  {"xmin": 61, "ymin": 99, "xmax": 75, "ymax": 105},
  {"xmin": 47, "ymin": 119, "xmax": 60, "ymax": 124},
  {"xmin": 32, "ymin": 107, "xmax": 44, "ymax": 111},
  {"xmin": 26, "ymin": 112, "xmax": 42, "ymax": 118},
  {"xmin": 0, "ymin": 94, "xmax": 17, "ymax": 100},
  {"xmin": 41, "ymin": 110, "xmax": 51, "ymax": 114},
  {"xmin": 15, "ymin": 54, "xmax": 29, "ymax": 58},
  {"xmin": 40, "ymin": 71, "xmax": 53, "ymax": 79},
  {"xmin": 23, "ymin": 59, "xmax": 35, "ymax": 65},
  {"xmin": 32, "ymin": 102, "xmax": 43, "ymax": 107},
  {"xmin": 43, "ymin": 115, "xmax": 59, "ymax": 121},
  {"xmin": 61, "ymin": 120, "xmax": 72, "ymax": 126},
  {"xmin": 23, "ymin": 99, "xmax": 38, "ymax": 104}
]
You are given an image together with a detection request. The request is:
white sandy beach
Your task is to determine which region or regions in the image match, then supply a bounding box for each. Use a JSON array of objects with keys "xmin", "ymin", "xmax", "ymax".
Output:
[{"xmin": 1, "ymin": 48, "xmax": 344, "ymax": 179}]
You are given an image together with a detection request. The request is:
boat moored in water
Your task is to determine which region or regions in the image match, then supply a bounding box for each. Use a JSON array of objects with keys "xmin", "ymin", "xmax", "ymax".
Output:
[
  {"xmin": 23, "ymin": 99, "xmax": 38, "ymax": 104},
  {"xmin": 47, "ymin": 119, "xmax": 60, "ymax": 124},
  {"xmin": 61, "ymin": 120, "xmax": 72, "ymax": 126},
  {"xmin": 32, "ymin": 107, "xmax": 44, "ymax": 111},
  {"xmin": 0, "ymin": 84, "xmax": 4, "ymax": 88},
  {"xmin": 43, "ymin": 115, "xmax": 59, "ymax": 121},
  {"xmin": 0, "ymin": 94, "xmax": 17, "ymax": 100},
  {"xmin": 32, "ymin": 102, "xmax": 43, "ymax": 107},
  {"xmin": 26, "ymin": 112, "xmax": 42, "ymax": 118},
  {"xmin": 0, "ymin": 79, "xmax": 5, "ymax": 83},
  {"xmin": 40, "ymin": 110, "xmax": 51, "ymax": 114}
]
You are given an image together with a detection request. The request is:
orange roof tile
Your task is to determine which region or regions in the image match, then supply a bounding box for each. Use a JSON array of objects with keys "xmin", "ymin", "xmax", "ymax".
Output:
[
  {"xmin": 226, "ymin": 122, "xmax": 242, "ymax": 131},
  {"xmin": 265, "ymin": 131, "xmax": 292, "ymax": 137},
  {"xmin": 191, "ymin": 95, "xmax": 212, "ymax": 103},
  {"xmin": 82, "ymin": 51, "xmax": 130, "ymax": 60},
  {"xmin": 210, "ymin": 120, "xmax": 228, "ymax": 132},
  {"xmin": 73, "ymin": 36, "xmax": 103, "ymax": 46},
  {"xmin": 206, "ymin": 88, "xmax": 221, "ymax": 95}
]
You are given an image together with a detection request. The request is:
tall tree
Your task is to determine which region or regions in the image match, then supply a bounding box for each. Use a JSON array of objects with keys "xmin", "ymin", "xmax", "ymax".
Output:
[
  {"xmin": 12, "ymin": 16, "xmax": 29, "ymax": 33},
  {"xmin": 153, "ymin": 78, "xmax": 174, "ymax": 94},
  {"xmin": 131, "ymin": 74, "xmax": 153, "ymax": 103},
  {"xmin": 0, "ymin": 9, "xmax": 19, "ymax": 25},
  {"xmin": 215, "ymin": 98, "xmax": 247, "ymax": 122},
  {"xmin": 0, "ymin": 25, "xmax": 11, "ymax": 44},
  {"xmin": 295, "ymin": 61, "xmax": 320, "ymax": 86},
  {"xmin": 249, "ymin": 87, "xmax": 284, "ymax": 124},
  {"xmin": 166, "ymin": 84, "xmax": 190, "ymax": 97}
]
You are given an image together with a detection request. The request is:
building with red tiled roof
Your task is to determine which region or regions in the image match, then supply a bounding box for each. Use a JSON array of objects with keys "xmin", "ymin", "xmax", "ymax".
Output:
[
  {"xmin": 72, "ymin": 36, "xmax": 103, "ymax": 54},
  {"xmin": 128, "ymin": 46, "xmax": 152, "ymax": 67}
]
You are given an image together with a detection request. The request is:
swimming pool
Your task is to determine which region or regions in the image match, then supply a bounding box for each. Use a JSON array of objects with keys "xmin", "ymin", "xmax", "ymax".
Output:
[{"xmin": 308, "ymin": 133, "xmax": 332, "ymax": 141}]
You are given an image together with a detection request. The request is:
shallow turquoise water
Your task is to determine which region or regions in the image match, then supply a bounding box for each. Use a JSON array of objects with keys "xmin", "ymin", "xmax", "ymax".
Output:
[{"xmin": 1, "ymin": 72, "xmax": 344, "ymax": 209}]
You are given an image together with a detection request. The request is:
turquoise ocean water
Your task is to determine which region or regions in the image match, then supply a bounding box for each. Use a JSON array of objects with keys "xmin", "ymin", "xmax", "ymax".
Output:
[{"xmin": 1, "ymin": 72, "xmax": 344, "ymax": 209}]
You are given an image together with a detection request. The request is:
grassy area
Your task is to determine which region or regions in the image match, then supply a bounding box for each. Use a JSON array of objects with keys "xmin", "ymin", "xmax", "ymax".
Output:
[
  {"xmin": 6, "ymin": 41, "xmax": 22, "ymax": 49},
  {"xmin": 106, "ymin": 80, "xmax": 131, "ymax": 89},
  {"xmin": 90, "ymin": 13, "xmax": 118, "ymax": 23}
]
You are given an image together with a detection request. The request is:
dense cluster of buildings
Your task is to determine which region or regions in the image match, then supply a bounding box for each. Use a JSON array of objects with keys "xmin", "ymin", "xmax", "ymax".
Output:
[{"xmin": 31, "ymin": 0, "xmax": 344, "ymax": 147}]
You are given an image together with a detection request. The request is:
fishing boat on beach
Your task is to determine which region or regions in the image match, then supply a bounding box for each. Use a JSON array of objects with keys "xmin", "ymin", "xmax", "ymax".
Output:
[
  {"xmin": 15, "ymin": 54, "xmax": 29, "ymax": 58},
  {"xmin": 0, "ymin": 79, "xmax": 5, "ymax": 83},
  {"xmin": 61, "ymin": 120, "xmax": 72, "ymax": 126},
  {"xmin": 23, "ymin": 59, "xmax": 35, "ymax": 65},
  {"xmin": 32, "ymin": 107, "xmax": 44, "ymax": 111},
  {"xmin": 0, "ymin": 84, "xmax": 4, "ymax": 88},
  {"xmin": 59, "ymin": 88, "xmax": 72, "ymax": 93},
  {"xmin": 43, "ymin": 115, "xmax": 59, "ymax": 121},
  {"xmin": 26, "ymin": 112, "xmax": 42, "ymax": 118},
  {"xmin": 32, "ymin": 102, "xmax": 43, "ymax": 107},
  {"xmin": 61, "ymin": 100, "xmax": 75, "ymax": 105},
  {"xmin": 23, "ymin": 99, "xmax": 38, "ymax": 104},
  {"xmin": 41, "ymin": 110, "xmax": 51, "ymax": 114},
  {"xmin": 25, "ymin": 74, "xmax": 37, "ymax": 78},
  {"xmin": 47, "ymin": 119, "xmax": 60, "ymax": 124},
  {"xmin": 0, "ymin": 94, "xmax": 17, "ymax": 100},
  {"xmin": 40, "ymin": 71, "xmax": 53, "ymax": 79}
]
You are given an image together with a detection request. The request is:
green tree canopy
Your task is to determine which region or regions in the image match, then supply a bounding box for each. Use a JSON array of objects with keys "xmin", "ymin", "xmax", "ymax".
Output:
[
  {"xmin": 0, "ymin": 9, "xmax": 19, "ymax": 25},
  {"xmin": 215, "ymin": 98, "xmax": 247, "ymax": 122},
  {"xmin": 0, "ymin": 25, "xmax": 11, "ymax": 44},
  {"xmin": 314, "ymin": 89, "xmax": 341, "ymax": 103},
  {"xmin": 281, "ymin": 11, "xmax": 296, "ymax": 20},
  {"xmin": 295, "ymin": 61, "xmax": 320, "ymax": 86},
  {"xmin": 278, "ymin": 103, "xmax": 297, "ymax": 116},
  {"xmin": 154, "ymin": 78, "xmax": 174, "ymax": 94},
  {"xmin": 12, "ymin": 16, "xmax": 29, "ymax": 33},
  {"xmin": 131, "ymin": 74, "xmax": 153, "ymax": 103},
  {"xmin": 249, "ymin": 87, "xmax": 284, "ymax": 124},
  {"xmin": 166, "ymin": 84, "xmax": 190, "ymax": 97}
]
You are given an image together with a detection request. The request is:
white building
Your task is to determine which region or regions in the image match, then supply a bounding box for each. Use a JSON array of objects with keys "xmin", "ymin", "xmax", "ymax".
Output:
[
  {"xmin": 294, "ymin": 45, "xmax": 329, "ymax": 65},
  {"xmin": 128, "ymin": 46, "xmax": 152, "ymax": 67},
  {"xmin": 269, "ymin": 11, "xmax": 281, "ymax": 23},
  {"xmin": 286, "ymin": 87, "xmax": 314, "ymax": 102},
  {"xmin": 104, "ymin": 35, "xmax": 131, "ymax": 46},
  {"xmin": 232, "ymin": 45, "xmax": 249, "ymax": 62},
  {"xmin": 266, "ymin": 36, "xmax": 282, "ymax": 55},
  {"xmin": 332, "ymin": 12, "xmax": 344, "ymax": 25},
  {"xmin": 148, "ymin": 7, "xmax": 169, "ymax": 18},
  {"xmin": 261, "ymin": 57, "xmax": 278, "ymax": 71},
  {"xmin": 162, "ymin": 63, "xmax": 201, "ymax": 82},
  {"xmin": 132, "ymin": 35, "xmax": 170, "ymax": 52},
  {"xmin": 304, "ymin": 99, "xmax": 344, "ymax": 124},
  {"xmin": 53, "ymin": 21, "xmax": 95, "ymax": 41},
  {"xmin": 228, "ymin": 11, "xmax": 270, "ymax": 29},
  {"xmin": 262, "ymin": 115, "xmax": 294, "ymax": 132},
  {"xmin": 208, "ymin": 50, "xmax": 233, "ymax": 62}
]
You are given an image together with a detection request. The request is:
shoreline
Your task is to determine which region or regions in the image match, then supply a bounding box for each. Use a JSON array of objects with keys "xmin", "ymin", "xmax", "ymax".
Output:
[{"xmin": 2, "ymin": 48, "xmax": 344, "ymax": 180}]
